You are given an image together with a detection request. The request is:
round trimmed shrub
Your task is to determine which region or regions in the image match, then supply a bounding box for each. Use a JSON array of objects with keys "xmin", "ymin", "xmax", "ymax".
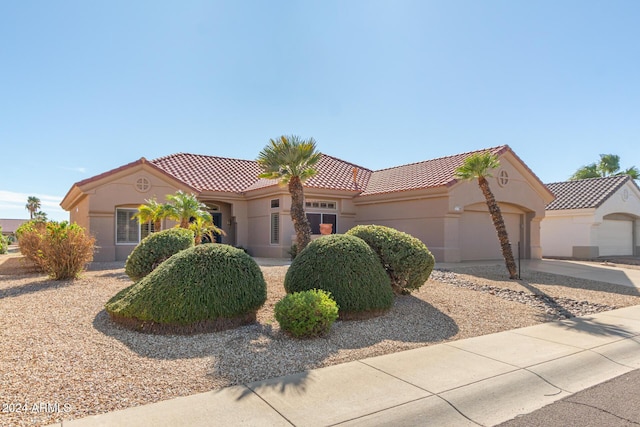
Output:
[
  {"xmin": 346, "ymin": 225, "xmax": 435, "ymax": 295},
  {"xmin": 284, "ymin": 234, "xmax": 393, "ymax": 319},
  {"xmin": 275, "ymin": 289, "xmax": 339, "ymax": 338},
  {"xmin": 125, "ymin": 228, "xmax": 194, "ymax": 281},
  {"xmin": 106, "ymin": 244, "xmax": 267, "ymax": 334}
]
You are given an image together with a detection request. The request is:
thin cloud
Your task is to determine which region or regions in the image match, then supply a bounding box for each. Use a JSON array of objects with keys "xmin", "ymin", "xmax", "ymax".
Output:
[
  {"xmin": 58, "ymin": 166, "xmax": 87, "ymax": 173},
  {"xmin": 0, "ymin": 190, "xmax": 65, "ymax": 218}
]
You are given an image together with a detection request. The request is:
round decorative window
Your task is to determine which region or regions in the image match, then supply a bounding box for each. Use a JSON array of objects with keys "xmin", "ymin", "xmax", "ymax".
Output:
[
  {"xmin": 497, "ymin": 170, "xmax": 509, "ymax": 187},
  {"xmin": 622, "ymin": 189, "xmax": 629, "ymax": 202},
  {"xmin": 135, "ymin": 177, "xmax": 151, "ymax": 193}
]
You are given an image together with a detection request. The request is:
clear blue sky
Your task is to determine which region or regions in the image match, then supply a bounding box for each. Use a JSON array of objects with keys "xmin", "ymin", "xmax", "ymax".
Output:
[{"xmin": 2, "ymin": 1, "xmax": 638, "ymax": 221}]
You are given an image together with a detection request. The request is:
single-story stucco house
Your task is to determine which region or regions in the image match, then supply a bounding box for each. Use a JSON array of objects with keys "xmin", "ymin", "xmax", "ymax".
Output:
[
  {"xmin": 60, "ymin": 145, "xmax": 554, "ymax": 262},
  {"xmin": 541, "ymin": 175, "xmax": 640, "ymax": 258},
  {"xmin": 0, "ymin": 218, "xmax": 28, "ymax": 241}
]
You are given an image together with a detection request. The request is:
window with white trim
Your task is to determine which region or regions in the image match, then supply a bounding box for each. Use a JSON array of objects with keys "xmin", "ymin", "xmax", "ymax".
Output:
[
  {"xmin": 116, "ymin": 209, "xmax": 140, "ymax": 244},
  {"xmin": 270, "ymin": 212, "xmax": 280, "ymax": 244},
  {"xmin": 305, "ymin": 200, "xmax": 336, "ymax": 209},
  {"xmin": 306, "ymin": 213, "xmax": 337, "ymax": 234},
  {"xmin": 116, "ymin": 208, "xmax": 155, "ymax": 244}
]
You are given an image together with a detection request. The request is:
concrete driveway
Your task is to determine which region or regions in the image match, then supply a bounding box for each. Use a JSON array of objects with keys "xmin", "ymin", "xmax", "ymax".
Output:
[{"xmin": 524, "ymin": 258, "xmax": 640, "ymax": 290}]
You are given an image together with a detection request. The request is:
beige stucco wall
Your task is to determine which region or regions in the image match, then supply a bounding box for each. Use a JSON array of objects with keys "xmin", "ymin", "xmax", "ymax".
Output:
[
  {"xmin": 448, "ymin": 154, "xmax": 549, "ymax": 261},
  {"xmin": 354, "ymin": 195, "xmax": 448, "ymax": 260},
  {"xmin": 246, "ymin": 192, "xmax": 358, "ymax": 258},
  {"xmin": 351, "ymin": 154, "xmax": 549, "ymax": 263},
  {"xmin": 86, "ymin": 170, "xmax": 179, "ymax": 261}
]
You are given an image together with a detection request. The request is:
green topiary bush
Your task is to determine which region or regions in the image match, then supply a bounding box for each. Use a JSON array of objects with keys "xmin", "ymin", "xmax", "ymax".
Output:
[
  {"xmin": 106, "ymin": 244, "xmax": 267, "ymax": 334},
  {"xmin": 346, "ymin": 225, "xmax": 435, "ymax": 295},
  {"xmin": 275, "ymin": 289, "xmax": 339, "ymax": 338},
  {"xmin": 125, "ymin": 228, "xmax": 194, "ymax": 281},
  {"xmin": 284, "ymin": 234, "xmax": 393, "ymax": 319}
]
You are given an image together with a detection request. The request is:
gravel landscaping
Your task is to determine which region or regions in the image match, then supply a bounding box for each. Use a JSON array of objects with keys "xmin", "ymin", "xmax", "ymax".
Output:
[{"xmin": 1, "ymin": 253, "xmax": 640, "ymax": 427}]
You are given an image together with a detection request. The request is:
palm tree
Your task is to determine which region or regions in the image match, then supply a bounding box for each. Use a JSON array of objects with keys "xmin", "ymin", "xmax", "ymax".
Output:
[
  {"xmin": 570, "ymin": 154, "xmax": 640, "ymax": 180},
  {"xmin": 25, "ymin": 196, "xmax": 41, "ymax": 219},
  {"xmin": 133, "ymin": 197, "xmax": 166, "ymax": 233},
  {"xmin": 455, "ymin": 152, "xmax": 518, "ymax": 279},
  {"xmin": 164, "ymin": 190, "xmax": 211, "ymax": 229},
  {"xmin": 33, "ymin": 211, "xmax": 48, "ymax": 222},
  {"xmin": 189, "ymin": 215, "xmax": 226, "ymax": 245},
  {"xmin": 257, "ymin": 135, "xmax": 322, "ymax": 251}
]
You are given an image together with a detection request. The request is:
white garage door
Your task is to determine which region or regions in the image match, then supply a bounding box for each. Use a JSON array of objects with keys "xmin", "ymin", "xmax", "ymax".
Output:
[
  {"xmin": 598, "ymin": 220, "xmax": 633, "ymax": 256},
  {"xmin": 461, "ymin": 211, "xmax": 522, "ymax": 261}
]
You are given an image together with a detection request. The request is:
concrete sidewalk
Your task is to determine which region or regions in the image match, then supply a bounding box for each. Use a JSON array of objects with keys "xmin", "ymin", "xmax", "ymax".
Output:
[{"xmin": 49, "ymin": 305, "xmax": 640, "ymax": 427}]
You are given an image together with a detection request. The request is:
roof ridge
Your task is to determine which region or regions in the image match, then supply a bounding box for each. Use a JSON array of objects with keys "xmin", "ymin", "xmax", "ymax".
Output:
[
  {"xmin": 545, "ymin": 175, "xmax": 629, "ymax": 186},
  {"xmin": 372, "ymin": 145, "xmax": 508, "ymax": 173},
  {"xmin": 150, "ymin": 152, "xmax": 259, "ymax": 164},
  {"xmin": 319, "ymin": 153, "xmax": 372, "ymax": 172}
]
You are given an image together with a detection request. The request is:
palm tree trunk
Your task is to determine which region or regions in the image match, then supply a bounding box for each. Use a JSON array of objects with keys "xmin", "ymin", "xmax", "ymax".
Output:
[
  {"xmin": 478, "ymin": 177, "xmax": 518, "ymax": 279},
  {"xmin": 289, "ymin": 176, "xmax": 312, "ymax": 251}
]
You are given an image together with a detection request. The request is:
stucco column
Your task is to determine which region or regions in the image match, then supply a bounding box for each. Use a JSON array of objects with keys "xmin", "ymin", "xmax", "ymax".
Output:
[
  {"xmin": 442, "ymin": 213, "xmax": 461, "ymax": 262},
  {"xmin": 529, "ymin": 216, "xmax": 543, "ymax": 260}
]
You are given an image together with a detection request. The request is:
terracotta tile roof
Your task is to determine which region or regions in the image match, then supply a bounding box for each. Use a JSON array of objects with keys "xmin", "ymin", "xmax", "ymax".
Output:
[
  {"xmin": 360, "ymin": 146, "xmax": 509, "ymax": 196},
  {"xmin": 545, "ymin": 175, "xmax": 634, "ymax": 210},
  {"xmin": 68, "ymin": 144, "xmax": 545, "ymax": 201},
  {"xmin": 152, "ymin": 153, "xmax": 372, "ymax": 194},
  {"xmin": 151, "ymin": 153, "xmax": 263, "ymax": 193}
]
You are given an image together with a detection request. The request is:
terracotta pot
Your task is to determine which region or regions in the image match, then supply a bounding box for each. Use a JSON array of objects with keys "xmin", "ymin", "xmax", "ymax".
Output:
[{"xmin": 319, "ymin": 223, "xmax": 333, "ymax": 235}]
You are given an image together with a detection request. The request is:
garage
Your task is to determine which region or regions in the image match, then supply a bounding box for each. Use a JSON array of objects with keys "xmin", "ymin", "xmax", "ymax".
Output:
[
  {"xmin": 598, "ymin": 219, "xmax": 633, "ymax": 256},
  {"xmin": 460, "ymin": 207, "xmax": 523, "ymax": 261}
]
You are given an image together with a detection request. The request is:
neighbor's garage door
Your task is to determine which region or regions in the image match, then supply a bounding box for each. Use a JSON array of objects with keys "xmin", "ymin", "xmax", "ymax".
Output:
[
  {"xmin": 598, "ymin": 219, "xmax": 633, "ymax": 256},
  {"xmin": 460, "ymin": 211, "xmax": 521, "ymax": 261}
]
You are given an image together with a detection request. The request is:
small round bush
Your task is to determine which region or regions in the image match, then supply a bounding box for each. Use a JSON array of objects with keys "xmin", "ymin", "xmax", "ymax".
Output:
[
  {"xmin": 125, "ymin": 228, "xmax": 194, "ymax": 281},
  {"xmin": 275, "ymin": 289, "xmax": 339, "ymax": 338},
  {"xmin": 347, "ymin": 225, "xmax": 435, "ymax": 295},
  {"xmin": 106, "ymin": 244, "xmax": 267, "ymax": 334},
  {"xmin": 284, "ymin": 234, "xmax": 393, "ymax": 319}
]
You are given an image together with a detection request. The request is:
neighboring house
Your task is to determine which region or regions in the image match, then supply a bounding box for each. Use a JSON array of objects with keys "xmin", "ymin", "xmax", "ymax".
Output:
[
  {"xmin": 60, "ymin": 145, "xmax": 554, "ymax": 262},
  {"xmin": 0, "ymin": 218, "xmax": 28, "ymax": 241},
  {"xmin": 541, "ymin": 175, "xmax": 640, "ymax": 258}
]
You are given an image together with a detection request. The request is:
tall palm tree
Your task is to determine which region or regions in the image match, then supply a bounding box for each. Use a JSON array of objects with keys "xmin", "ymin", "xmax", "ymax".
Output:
[
  {"xmin": 25, "ymin": 196, "xmax": 41, "ymax": 219},
  {"xmin": 132, "ymin": 197, "xmax": 166, "ymax": 232},
  {"xmin": 257, "ymin": 135, "xmax": 322, "ymax": 251},
  {"xmin": 570, "ymin": 154, "xmax": 640, "ymax": 180},
  {"xmin": 164, "ymin": 190, "xmax": 211, "ymax": 229},
  {"xmin": 455, "ymin": 152, "xmax": 518, "ymax": 279}
]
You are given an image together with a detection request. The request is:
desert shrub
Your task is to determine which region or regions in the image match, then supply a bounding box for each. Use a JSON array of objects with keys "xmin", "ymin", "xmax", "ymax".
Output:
[
  {"xmin": 0, "ymin": 229, "xmax": 7, "ymax": 255},
  {"xmin": 0, "ymin": 226, "xmax": 7, "ymax": 254},
  {"xmin": 125, "ymin": 228, "xmax": 194, "ymax": 281},
  {"xmin": 106, "ymin": 244, "xmax": 267, "ymax": 334},
  {"xmin": 284, "ymin": 234, "xmax": 393, "ymax": 319},
  {"xmin": 16, "ymin": 220, "xmax": 95, "ymax": 279},
  {"xmin": 16, "ymin": 220, "xmax": 47, "ymax": 269},
  {"xmin": 275, "ymin": 289, "xmax": 339, "ymax": 338},
  {"xmin": 346, "ymin": 225, "xmax": 435, "ymax": 295}
]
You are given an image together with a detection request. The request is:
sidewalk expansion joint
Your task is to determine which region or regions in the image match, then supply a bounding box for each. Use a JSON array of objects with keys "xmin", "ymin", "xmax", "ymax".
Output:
[{"xmin": 245, "ymin": 384, "xmax": 296, "ymax": 427}]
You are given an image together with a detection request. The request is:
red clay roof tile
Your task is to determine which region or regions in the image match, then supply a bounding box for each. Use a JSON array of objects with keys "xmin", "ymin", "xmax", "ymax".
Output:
[
  {"xmin": 69, "ymin": 145, "xmax": 541, "ymax": 199},
  {"xmin": 360, "ymin": 146, "xmax": 508, "ymax": 196}
]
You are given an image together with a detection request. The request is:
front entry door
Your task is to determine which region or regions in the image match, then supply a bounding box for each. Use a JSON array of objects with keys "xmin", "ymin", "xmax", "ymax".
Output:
[{"xmin": 211, "ymin": 212, "xmax": 223, "ymax": 243}]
